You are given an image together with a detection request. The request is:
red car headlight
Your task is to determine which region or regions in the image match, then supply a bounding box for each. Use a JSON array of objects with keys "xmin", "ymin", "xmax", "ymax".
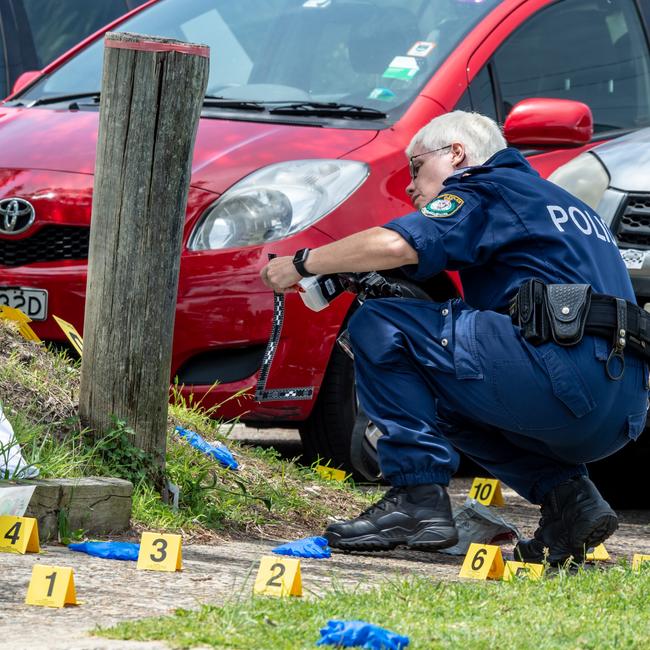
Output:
[{"xmin": 188, "ymin": 159, "xmax": 369, "ymax": 250}]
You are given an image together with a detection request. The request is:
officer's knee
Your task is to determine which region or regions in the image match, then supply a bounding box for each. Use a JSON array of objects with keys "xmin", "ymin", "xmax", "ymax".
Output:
[{"xmin": 348, "ymin": 301, "xmax": 388, "ymax": 353}]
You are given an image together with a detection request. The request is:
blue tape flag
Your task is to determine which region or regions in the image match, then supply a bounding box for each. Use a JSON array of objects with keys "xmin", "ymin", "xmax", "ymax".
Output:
[
  {"xmin": 68, "ymin": 541, "xmax": 140, "ymax": 561},
  {"xmin": 272, "ymin": 536, "xmax": 331, "ymax": 559},
  {"xmin": 175, "ymin": 426, "xmax": 239, "ymax": 470},
  {"xmin": 316, "ymin": 620, "xmax": 410, "ymax": 649}
]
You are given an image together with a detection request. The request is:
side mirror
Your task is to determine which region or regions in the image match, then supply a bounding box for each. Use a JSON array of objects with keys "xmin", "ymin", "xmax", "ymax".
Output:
[
  {"xmin": 504, "ymin": 98, "xmax": 593, "ymax": 147},
  {"xmin": 10, "ymin": 71, "xmax": 41, "ymax": 97}
]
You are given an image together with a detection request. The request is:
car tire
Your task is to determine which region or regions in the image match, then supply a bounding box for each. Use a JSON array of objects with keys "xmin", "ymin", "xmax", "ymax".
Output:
[{"xmin": 298, "ymin": 341, "xmax": 358, "ymax": 472}]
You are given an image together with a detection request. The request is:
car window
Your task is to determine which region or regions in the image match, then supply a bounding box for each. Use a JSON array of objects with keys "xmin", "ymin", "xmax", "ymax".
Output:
[
  {"xmin": 18, "ymin": 0, "xmax": 504, "ymax": 124},
  {"xmin": 468, "ymin": 66, "xmax": 497, "ymax": 122},
  {"xmin": 20, "ymin": 0, "xmax": 135, "ymax": 67},
  {"xmin": 0, "ymin": 16, "xmax": 7, "ymax": 98},
  {"xmin": 454, "ymin": 89, "xmax": 471, "ymax": 112},
  {"xmin": 493, "ymin": 0, "xmax": 650, "ymax": 133}
]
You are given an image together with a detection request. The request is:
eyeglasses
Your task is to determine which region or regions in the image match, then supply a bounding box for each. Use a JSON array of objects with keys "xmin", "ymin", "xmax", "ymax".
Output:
[{"xmin": 408, "ymin": 145, "xmax": 452, "ymax": 180}]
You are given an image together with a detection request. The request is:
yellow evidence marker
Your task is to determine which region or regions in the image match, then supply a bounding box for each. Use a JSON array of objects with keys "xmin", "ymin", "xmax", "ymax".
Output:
[
  {"xmin": 586, "ymin": 544, "xmax": 610, "ymax": 561},
  {"xmin": 315, "ymin": 465, "xmax": 346, "ymax": 482},
  {"xmin": 136, "ymin": 532, "xmax": 182, "ymax": 572},
  {"xmin": 253, "ymin": 555, "xmax": 302, "ymax": 597},
  {"xmin": 0, "ymin": 515, "xmax": 40, "ymax": 554},
  {"xmin": 459, "ymin": 543, "xmax": 505, "ymax": 580},
  {"xmin": 25, "ymin": 565, "xmax": 77, "ymax": 608},
  {"xmin": 503, "ymin": 561, "xmax": 545, "ymax": 581},
  {"xmin": 468, "ymin": 477, "xmax": 505, "ymax": 506},
  {"xmin": 632, "ymin": 554, "xmax": 650, "ymax": 570},
  {"xmin": 53, "ymin": 315, "xmax": 83, "ymax": 356},
  {"xmin": 0, "ymin": 305, "xmax": 41, "ymax": 342}
]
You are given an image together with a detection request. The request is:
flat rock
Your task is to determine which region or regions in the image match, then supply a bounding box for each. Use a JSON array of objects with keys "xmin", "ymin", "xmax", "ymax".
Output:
[{"xmin": 19, "ymin": 477, "xmax": 133, "ymax": 541}]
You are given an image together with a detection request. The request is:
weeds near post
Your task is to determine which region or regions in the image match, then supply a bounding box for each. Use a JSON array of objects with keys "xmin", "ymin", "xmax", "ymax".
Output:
[{"xmin": 91, "ymin": 417, "xmax": 160, "ymax": 485}]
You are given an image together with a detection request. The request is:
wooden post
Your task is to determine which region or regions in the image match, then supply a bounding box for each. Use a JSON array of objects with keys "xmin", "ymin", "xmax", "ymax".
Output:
[{"xmin": 79, "ymin": 33, "xmax": 209, "ymax": 474}]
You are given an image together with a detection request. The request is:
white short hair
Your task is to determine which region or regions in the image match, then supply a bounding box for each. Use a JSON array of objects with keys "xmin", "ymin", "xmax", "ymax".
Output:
[{"xmin": 406, "ymin": 111, "xmax": 507, "ymax": 166}]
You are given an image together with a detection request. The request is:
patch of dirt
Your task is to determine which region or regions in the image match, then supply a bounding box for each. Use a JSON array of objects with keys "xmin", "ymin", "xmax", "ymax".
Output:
[{"xmin": 0, "ymin": 320, "xmax": 79, "ymax": 437}]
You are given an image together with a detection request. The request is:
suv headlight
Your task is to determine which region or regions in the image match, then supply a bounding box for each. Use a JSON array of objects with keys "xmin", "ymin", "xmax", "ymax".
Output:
[
  {"xmin": 548, "ymin": 152, "xmax": 626, "ymax": 225},
  {"xmin": 548, "ymin": 152, "xmax": 610, "ymax": 210},
  {"xmin": 189, "ymin": 159, "xmax": 369, "ymax": 250}
]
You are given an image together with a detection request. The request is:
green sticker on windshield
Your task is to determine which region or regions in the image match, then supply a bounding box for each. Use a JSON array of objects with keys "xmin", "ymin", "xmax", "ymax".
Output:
[{"xmin": 382, "ymin": 56, "xmax": 419, "ymax": 81}]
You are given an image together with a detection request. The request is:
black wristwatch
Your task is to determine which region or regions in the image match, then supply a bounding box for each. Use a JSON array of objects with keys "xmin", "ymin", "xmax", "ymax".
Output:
[{"xmin": 292, "ymin": 248, "xmax": 316, "ymax": 277}]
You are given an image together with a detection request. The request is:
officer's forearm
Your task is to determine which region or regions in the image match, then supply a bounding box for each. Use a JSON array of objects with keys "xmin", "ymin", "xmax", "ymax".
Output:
[{"xmin": 304, "ymin": 227, "xmax": 418, "ymax": 275}]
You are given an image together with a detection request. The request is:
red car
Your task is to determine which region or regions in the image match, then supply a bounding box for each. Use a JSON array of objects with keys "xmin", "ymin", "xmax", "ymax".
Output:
[{"xmin": 2, "ymin": 0, "xmax": 650, "ymax": 491}]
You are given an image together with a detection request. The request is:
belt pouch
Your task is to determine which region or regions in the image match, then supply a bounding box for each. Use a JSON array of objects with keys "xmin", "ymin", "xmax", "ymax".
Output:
[
  {"xmin": 545, "ymin": 284, "xmax": 592, "ymax": 345},
  {"xmin": 517, "ymin": 278, "xmax": 550, "ymax": 344}
]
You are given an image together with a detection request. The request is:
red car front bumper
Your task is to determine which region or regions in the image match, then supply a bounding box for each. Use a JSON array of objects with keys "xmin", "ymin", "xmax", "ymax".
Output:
[{"xmin": 3, "ymin": 227, "xmax": 351, "ymax": 423}]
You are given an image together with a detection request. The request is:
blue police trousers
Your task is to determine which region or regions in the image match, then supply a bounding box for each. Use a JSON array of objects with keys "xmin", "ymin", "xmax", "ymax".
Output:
[{"xmin": 348, "ymin": 298, "xmax": 649, "ymax": 504}]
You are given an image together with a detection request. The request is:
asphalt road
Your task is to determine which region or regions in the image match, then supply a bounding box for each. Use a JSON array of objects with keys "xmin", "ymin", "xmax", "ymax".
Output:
[{"xmin": 225, "ymin": 423, "xmax": 303, "ymax": 459}]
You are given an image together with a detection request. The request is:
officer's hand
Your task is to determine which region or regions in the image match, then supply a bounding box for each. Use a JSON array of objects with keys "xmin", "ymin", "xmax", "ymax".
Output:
[{"xmin": 260, "ymin": 256, "xmax": 302, "ymax": 293}]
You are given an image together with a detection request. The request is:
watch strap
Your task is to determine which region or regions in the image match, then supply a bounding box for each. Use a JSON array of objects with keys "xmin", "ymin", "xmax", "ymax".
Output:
[{"xmin": 293, "ymin": 248, "xmax": 315, "ymax": 277}]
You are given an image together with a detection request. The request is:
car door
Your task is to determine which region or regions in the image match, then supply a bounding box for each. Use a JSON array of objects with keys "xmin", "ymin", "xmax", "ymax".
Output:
[{"xmin": 466, "ymin": 0, "xmax": 650, "ymax": 177}]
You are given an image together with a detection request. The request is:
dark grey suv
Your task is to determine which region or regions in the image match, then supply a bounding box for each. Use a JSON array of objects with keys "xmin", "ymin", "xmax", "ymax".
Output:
[{"xmin": 550, "ymin": 128, "xmax": 650, "ymax": 507}]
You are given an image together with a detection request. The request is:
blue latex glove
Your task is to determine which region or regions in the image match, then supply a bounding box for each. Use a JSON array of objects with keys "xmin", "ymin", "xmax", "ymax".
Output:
[
  {"xmin": 316, "ymin": 620, "xmax": 409, "ymax": 650},
  {"xmin": 68, "ymin": 541, "xmax": 140, "ymax": 561},
  {"xmin": 175, "ymin": 426, "xmax": 239, "ymax": 470},
  {"xmin": 272, "ymin": 536, "xmax": 331, "ymax": 559}
]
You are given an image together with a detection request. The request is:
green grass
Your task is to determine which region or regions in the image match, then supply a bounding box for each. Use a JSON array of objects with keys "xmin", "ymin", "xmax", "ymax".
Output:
[
  {"xmin": 0, "ymin": 320, "xmax": 376, "ymax": 539},
  {"xmin": 100, "ymin": 564, "xmax": 650, "ymax": 649},
  {"xmin": 10, "ymin": 399, "xmax": 375, "ymax": 539}
]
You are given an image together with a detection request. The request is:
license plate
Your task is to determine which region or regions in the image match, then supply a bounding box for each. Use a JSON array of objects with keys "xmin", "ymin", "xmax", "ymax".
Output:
[
  {"xmin": 620, "ymin": 248, "xmax": 648, "ymax": 270},
  {"xmin": 0, "ymin": 287, "xmax": 48, "ymax": 321}
]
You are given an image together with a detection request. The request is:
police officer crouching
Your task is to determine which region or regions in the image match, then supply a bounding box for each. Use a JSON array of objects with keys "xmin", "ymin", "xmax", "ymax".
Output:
[{"xmin": 260, "ymin": 111, "xmax": 649, "ymax": 565}]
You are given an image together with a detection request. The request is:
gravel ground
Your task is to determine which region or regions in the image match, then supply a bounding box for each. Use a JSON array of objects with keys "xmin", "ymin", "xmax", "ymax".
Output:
[{"xmin": 1, "ymin": 477, "xmax": 648, "ymax": 650}]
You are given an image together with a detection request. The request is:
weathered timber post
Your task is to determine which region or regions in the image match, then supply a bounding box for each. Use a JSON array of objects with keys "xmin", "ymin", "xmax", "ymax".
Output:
[{"xmin": 79, "ymin": 33, "xmax": 209, "ymax": 474}]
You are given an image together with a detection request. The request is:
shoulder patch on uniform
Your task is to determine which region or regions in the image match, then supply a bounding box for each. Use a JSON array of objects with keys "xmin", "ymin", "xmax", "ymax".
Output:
[{"xmin": 421, "ymin": 193, "xmax": 464, "ymax": 218}]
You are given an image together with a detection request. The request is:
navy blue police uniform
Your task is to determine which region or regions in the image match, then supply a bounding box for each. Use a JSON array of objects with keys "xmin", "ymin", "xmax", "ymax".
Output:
[{"xmin": 348, "ymin": 147, "xmax": 648, "ymax": 504}]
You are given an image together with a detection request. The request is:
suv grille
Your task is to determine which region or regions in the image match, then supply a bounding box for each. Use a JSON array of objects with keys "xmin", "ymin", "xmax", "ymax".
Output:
[
  {"xmin": 616, "ymin": 194, "xmax": 650, "ymax": 248},
  {"xmin": 0, "ymin": 225, "xmax": 89, "ymax": 267}
]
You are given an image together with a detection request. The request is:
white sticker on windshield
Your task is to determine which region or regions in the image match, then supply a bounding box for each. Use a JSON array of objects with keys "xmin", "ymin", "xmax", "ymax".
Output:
[
  {"xmin": 407, "ymin": 41, "xmax": 436, "ymax": 57},
  {"xmin": 620, "ymin": 248, "xmax": 647, "ymax": 270}
]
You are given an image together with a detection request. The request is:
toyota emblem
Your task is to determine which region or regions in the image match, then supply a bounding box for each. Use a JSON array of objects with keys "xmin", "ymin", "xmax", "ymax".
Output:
[{"xmin": 0, "ymin": 198, "xmax": 35, "ymax": 235}]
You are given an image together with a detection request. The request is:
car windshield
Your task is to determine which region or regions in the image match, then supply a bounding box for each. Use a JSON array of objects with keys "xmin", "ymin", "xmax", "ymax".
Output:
[{"xmin": 17, "ymin": 0, "xmax": 501, "ymax": 123}]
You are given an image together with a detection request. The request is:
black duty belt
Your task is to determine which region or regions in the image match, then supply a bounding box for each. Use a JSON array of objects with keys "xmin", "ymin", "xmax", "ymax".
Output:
[{"xmin": 508, "ymin": 279, "xmax": 650, "ymax": 380}]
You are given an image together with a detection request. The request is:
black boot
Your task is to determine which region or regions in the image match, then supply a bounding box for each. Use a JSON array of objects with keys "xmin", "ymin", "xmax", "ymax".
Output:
[
  {"xmin": 515, "ymin": 476, "xmax": 618, "ymax": 565},
  {"xmin": 323, "ymin": 484, "xmax": 458, "ymax": 552}
]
